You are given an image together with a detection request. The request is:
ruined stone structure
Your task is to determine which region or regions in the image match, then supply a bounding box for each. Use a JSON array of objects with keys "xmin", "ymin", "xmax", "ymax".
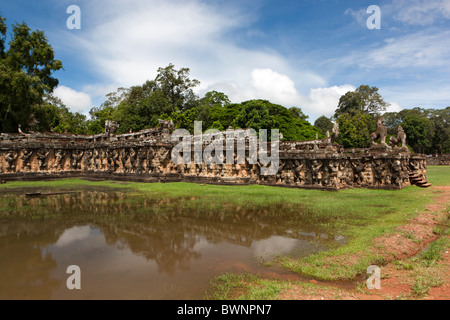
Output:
[{"xmin": 0, "ymin": 119, "xmax": 428, "ymax": 190}]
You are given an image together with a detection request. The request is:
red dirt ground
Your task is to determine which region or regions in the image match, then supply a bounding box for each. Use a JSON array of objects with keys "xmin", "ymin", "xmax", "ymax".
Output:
[{"xmin": 281, "ymin": 186, "xmax": 450, "ymax": 300}]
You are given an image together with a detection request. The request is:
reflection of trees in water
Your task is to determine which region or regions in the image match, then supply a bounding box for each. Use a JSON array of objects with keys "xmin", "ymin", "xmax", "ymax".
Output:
[
  {"xmin": 99, "ymin": 222, "xmax": 201, "ymax": 275},
  {"xmin": 1, "ymin": 189, "xmax": 337, "ymax": 276},
  {"xmin": 0, "ymin": 220, "xmax": 65, "ymax": 299}
]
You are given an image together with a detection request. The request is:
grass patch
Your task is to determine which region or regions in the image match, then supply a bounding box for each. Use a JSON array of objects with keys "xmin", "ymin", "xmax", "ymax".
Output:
[
  {"xmin": 420, "ymin": 237, "xmax": 448, "ymax": 267},
  {"xmin": 427, "ymin": 166, "xmax": 450, "ymax": 186},
  {"xmin": 206, "ymin": 273, "xmax": 292, "ymax": 300}
]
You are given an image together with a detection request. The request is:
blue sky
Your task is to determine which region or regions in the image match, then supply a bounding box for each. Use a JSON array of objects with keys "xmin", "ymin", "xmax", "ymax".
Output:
[{"xmin": 1, "ymin": 0, "xmax": 449, "ymax": 122}]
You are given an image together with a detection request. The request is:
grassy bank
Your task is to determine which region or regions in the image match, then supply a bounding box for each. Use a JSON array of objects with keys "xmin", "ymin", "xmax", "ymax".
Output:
[{"xmin": 207, "ymin": 166, "xmax": 449, "ymax": 299}]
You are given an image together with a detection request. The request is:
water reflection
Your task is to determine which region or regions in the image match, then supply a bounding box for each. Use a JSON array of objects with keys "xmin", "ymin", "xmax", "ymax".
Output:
[{"xmin": 0, "ymin": 188, "xmax": 346, "ymax": 299}]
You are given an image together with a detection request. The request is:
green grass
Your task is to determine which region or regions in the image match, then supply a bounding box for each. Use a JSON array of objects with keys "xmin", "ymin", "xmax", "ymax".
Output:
[
  {"xmin": 206, "ymin": 273, "xmax": 292, "ymax": 300},
  {"xmin": 420, "ymin": 237, "xmax": 449, "ymax": 267},
  {"xmin": 426, "ymin": 166, "xmax": 450, "ymax": 186}
]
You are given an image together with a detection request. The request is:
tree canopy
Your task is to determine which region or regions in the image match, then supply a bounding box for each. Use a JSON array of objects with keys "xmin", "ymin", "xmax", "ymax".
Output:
[
  {"xmin": 0, "ymin": 15, "xmax": 63, "ymax": 133},
  {"xmin": 335, "ymin": 85, "xmax": 387, "ymax": 118},
  {"xmin": 383, "ymin": 107, "xmax": 449, "ymax": 154}
]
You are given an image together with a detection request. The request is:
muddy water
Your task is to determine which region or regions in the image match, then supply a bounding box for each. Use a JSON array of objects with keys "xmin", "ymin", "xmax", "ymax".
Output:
[{"xmin": 0, "ymin": 187, "xmax": 346, "ymax": 299}]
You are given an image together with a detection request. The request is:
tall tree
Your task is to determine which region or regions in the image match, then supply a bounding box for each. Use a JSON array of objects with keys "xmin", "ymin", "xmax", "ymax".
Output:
[
  {"xmin": 0, "ymin": 17, "xmax": 62, "ymax": 133},
  {"xmin": 401, "ymin": 113, "xmax": 433, "ymax": 154},
  {"xmin": 335, "ymin": 85, "xmax": 387, "ymax": 118},
  {"xmin": 155, "ymin": 63, "xmax": 200, "ymax": 111}
]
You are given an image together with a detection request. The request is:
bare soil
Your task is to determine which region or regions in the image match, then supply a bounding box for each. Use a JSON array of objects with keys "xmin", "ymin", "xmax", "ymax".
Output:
[{"xmin": 280, "ymin": 186, "xmax": 450, "ymax": 300}]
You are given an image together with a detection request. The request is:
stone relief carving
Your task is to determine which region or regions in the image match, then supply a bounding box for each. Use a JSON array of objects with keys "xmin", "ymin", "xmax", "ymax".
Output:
[
  {"xmin": 21, "ymin": 149, "xmax": 33, "ymax": 172},
  {"xmin": 0, "ymin": 117, "xmax": 426, "ymax": 190}
]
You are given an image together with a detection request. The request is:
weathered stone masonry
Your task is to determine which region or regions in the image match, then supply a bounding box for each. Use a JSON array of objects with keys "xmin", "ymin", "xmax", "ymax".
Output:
[{"xmin": 0, "ymin": 122, "xmax": 427, "ymax": 190}]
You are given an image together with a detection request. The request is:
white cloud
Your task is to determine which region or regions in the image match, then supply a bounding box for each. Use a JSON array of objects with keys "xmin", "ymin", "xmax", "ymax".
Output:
[
  {"xmin": 61, "ymin": 0, "xmax": 328, "ymax": 108},
  {"xmin": 304, "ymin": 85, "xmax": 356, "ymax": 119},
  {"xmin": 208, "ymin": 68, "xmax": 306, "ymax": 106},
  {"xmin": 385, "ymin": 102, "xmax": 403, "ymax": 113},
  {"xmin": 365, "ymin": 30, "xmax": 450, "ymax": 69},
  {"xmin": 392, "ymin": 0, "xmax": 450, "ymax": 26},
  {"xmin": 65, "ymin": 0, "xmax": 284, "ymax": 88},
  {"xmin": 344, "ymin": 7, "xmax": 367, "ymax": 27},
  {"xmin": 53, "ymin": 86, "xmax": 92, "ymax": 113},
  {"xmin": 205, "ymin": 68, "xmax": 353, "ymax": 121},
  {"xmin": 345, "ymin": 0, "xmax": 450, "ymax": 27}
]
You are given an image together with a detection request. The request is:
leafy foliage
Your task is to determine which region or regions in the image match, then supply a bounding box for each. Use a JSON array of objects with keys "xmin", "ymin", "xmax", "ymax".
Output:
[
  {"xmin": 335, "ymin": 112, "xmax": 376, "ymax": 148},
  {"xmin": 335, "ymin": 85, "xmax": 387, "ymax": 118},
  {"xmin": 86, "ymin": 66, "xmax": 321, "ymax": 140},
  {"xmin": 0, "ymin": 16, "xmax": 62, "ymax": 133},
  {"xmin": 314, "ymin": 116, "xmax": 333, "ymax": 136},
  {"xmin": 382, "ymin": 107, "xmax": 449, "ymax": 154}
]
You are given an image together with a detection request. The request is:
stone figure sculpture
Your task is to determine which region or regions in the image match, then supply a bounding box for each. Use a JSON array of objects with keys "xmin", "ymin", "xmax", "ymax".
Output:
[
  {"xmin": 36, "ymin": 149, "xmax": 50, "ymax": 171},
  {"xmin": 389, "ymin": 125, "xmax": 408, "ymax": 150},
  {"xmin": 54, "ymin": 149, "xmax": 65, "ymax": 170},
  {"xmin": 105, "ymin": 120, "xmax": 120, "ymax": 134},
  {"xmin": 331, "ymin": 121, "xmax": 339, "ymax": 143},
  {"xmin": 5, "ymin": 151, "xmax": 18, "ymax": 172},
  {"xmin": 71, "ymin": 150, "xmax": 84, "ymax": 170},
  {"xmin": 370, "ymin": 117, "xmax": 388, "ymax": 147},
  {"xmin": 21, "ymin": 149, "xmax": 33, "ymax": 171},
  {"xmin": 311, "ymin": 160, "xmax": 322, "ymax": 185}
]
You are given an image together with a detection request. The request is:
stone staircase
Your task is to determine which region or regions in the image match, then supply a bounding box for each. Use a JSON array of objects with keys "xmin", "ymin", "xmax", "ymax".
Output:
[{"xmin": 409, "ymin": 172, "xmax": 432, "ymax": 188}]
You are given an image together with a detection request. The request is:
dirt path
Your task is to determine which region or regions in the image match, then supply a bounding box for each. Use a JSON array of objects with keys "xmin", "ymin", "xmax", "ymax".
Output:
[{"xmin": 281, "ymin": 186, "xmax": 450, "ymax": 300}]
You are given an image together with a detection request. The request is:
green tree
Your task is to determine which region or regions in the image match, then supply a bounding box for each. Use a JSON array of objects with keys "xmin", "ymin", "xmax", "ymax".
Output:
[
  {"xmin": 30, "ymin": 95, "xmax": 88, "ymax": 134},
  {"xmin": 336, "ymin": 112, "xmax": 376, "ymax": 148},
  {"xmin": 155, "ymin": 63, "xmax": 200, "ymax": 111},
  {"xmin": 288, "ymin": 106, "xmax": 309, "ymax": 121},
  {"xmin": 382, "ymin": 107, "xmax": 448, "ymax": 154},
  {"xmin": 206, "ymin": 100, "xmax": 320, "ymax": 141},
  {"xmin": 195, "ymin": 91, "xmax": 230, "ymax": 127},
  {"xmin": 314, "ymin": 116, "xmax": 334, "ymax": 136},
  {"xmin": 430, "ymin": 107, "xmax": 450, "ymax": 154},
  {"xmin": 335, "ymin": 85, "xmax": 387, "ymax": 118},
  {"xmin": 233, "ymin": 100, "xmax": 274, "ymax": 132},
  {"xmin": 0, "ymin": 17, "xmax": 62, "ymax": 132},
  {"xmin": 401, "ymin": 113, "xmax": 434, "ymax": 154}
]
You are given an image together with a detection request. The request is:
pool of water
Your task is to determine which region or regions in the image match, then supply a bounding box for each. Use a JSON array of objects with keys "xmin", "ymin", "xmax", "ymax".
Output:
[{"xmin": 0, "ymin": 187, "xmax": 346, "ymax": 299}]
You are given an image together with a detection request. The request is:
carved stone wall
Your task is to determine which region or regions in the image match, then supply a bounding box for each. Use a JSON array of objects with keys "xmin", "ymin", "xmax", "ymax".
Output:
[{"xmin": 0, "ymin": 125, "xmax": 427, "ymax": 190}]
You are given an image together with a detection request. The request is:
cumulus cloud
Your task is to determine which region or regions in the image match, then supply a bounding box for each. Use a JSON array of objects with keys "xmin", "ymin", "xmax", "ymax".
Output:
[
  {"xmin": 208, "ymin": 68, "xmax": 306, "ymax": 106},
  {"xmin": 205, "ymin": 68, "xmax": 353, "ymax": 121},
  {"xmin": 385, "ymin": 102, "xmax": 403, "ymax": 113},
  {"xmin": 303, "ymin": 85, "xmax": 356, "ymax": 119},
  {"xmin": 53, "ymin": 86, "xmax": 92, "ymax": 113},
  {"xmin": 64, "ymin": 0, "xmax": 288, "ymax": 88},
  {"xmin": 60, "ymin": 0, "xmax": 330, "ymax": 109}
]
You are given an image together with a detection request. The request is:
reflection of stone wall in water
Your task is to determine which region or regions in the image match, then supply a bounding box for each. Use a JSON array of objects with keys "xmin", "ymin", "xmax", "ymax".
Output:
[{"xmin": 0, "ymin": 121, "xmax": 427, "ymax": 190}]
